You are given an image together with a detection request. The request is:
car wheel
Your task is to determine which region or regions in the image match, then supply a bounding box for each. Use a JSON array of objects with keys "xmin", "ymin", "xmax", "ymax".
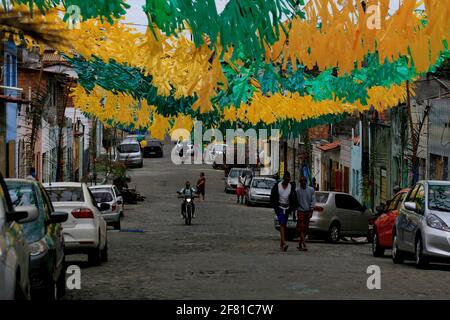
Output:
[
  {"xmin": 415, "ymin": 236, "xmax": 429, "ymax": 269},
  {"xmin": 120, "ymin": 211, "xmax": 124, "ymax": 218},
  {"xmin": 88, "ymin": 247, "xmax": 102, "ymax": 266},
  {"xmin": 114, "ymin": 220, "xmax": 121, "ymax": 230},
  {"xmin": 139, "ymin": 162, "xmax": 143, "ymax": 168},
  {"xmin": 372, "ymin": 232, "xmax": 385, "ymax": 257},
  {"xmin": 56, "ymin": 262, "xmax": 66, "ymax": 299},
  {"xmin": 89, "ymin": 232, "xmax": 102, "ymax": 266},
  {"xmin": 101, "ymin": 241, "xmax": 108, "ymax": 262},
  {"xmin": 14, "ymin": 273, "xmax": 25, "ymax": 300},
  {"xmin": 41, "ymin": 279, "xmax": 58, "ymax": 301},
  {"xmin": 392, "ymin": 233, "xmax": 404, "ymax": 264},
  {"xmin": 327, "ymin": 223, "xmax": 341, "ymax": 243}
]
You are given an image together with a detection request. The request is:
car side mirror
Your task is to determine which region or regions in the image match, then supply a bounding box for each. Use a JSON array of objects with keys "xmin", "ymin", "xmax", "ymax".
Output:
[
  {"xmin": 361, "ymin": 205, "xmax": 367, "ymax": 212},
  {"xmin": 10, "ymin": 205, "xmax": 39, "ymax": 224},
  {"xmin": 404, "ymin": 201, "xmax": 417, "ymax": 212},
  {"xmin": 99, "ymin": 203, "xmax": 111, "ymax": 211},
  {"xmin": 117, "ymin": 200, "xmax": 123, "ymax": 205},
  {"xmin": 49, "ymin": 211, "xmax": 68, "ymax": 224}
]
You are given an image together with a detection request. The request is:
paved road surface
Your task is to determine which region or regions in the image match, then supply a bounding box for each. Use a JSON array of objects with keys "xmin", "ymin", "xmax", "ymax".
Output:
[{"xmin": 65, "ymin": 144, "xmax": 450, "ymax": 300}]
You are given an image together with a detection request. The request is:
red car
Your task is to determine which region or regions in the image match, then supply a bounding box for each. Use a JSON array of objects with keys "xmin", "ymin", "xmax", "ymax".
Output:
[{"xmin": 372, "ymin": 189, "xmax": 410, "ymax": 257}]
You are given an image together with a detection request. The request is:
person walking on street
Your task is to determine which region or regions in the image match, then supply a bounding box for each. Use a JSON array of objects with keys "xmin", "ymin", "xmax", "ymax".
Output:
[
  {"xmin": 236, "ymin": 172, "xmax": 246, "ymax": 204},
  {"xmin": 295, "ymin": 176, "xmax": 316, "ymax": 251},
  {"xmin": 26, "ymin": 167, "xmax": 37, "ymax": 180},
  {"xmin": 196, "ymin": 172, "xmax": 206, "ymax": 201},
  {"xmin": 270, "ymin": 171, "xmax": 298, "ymax": 252}
]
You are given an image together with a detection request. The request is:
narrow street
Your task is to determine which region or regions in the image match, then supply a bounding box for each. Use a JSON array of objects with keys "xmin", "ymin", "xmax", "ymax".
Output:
[{"xmin": 65, "ymin": 144, "xmax": 450, "ymax": 300}]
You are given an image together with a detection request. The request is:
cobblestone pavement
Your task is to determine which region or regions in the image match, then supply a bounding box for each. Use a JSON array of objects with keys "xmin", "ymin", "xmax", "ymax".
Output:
[{"xmin": 65, "ymin": 145, "xmax": 450, "ymax": 300}]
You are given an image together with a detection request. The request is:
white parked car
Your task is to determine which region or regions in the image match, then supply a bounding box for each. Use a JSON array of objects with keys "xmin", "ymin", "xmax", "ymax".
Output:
[
  {"xmin": 205, "ymin": 143, "xmax": 228, "ymax": 164},
  {"xmin": 43, "ymin": 182, "xmax": 108, "ymax": 266},
  {"xmin": 89, "ymin": 185, "xmax": 123, "ymax": 230}
]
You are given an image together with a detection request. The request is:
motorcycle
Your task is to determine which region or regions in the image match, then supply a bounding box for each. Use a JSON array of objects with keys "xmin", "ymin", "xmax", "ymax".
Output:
[{"xmin": 177, "ymin": 191, "xmax": 196, "ymax": 225}]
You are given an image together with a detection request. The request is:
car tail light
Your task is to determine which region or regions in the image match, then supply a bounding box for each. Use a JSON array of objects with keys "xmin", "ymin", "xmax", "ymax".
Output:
[
  {"xmin": 112, "ymin": 203, "xmax": 117, "ymax": 211},
  {"xmin": 314, "ymin": 206, "xmax": 324, "ymax": 212},
  {"xmin": 72, "ymin": 208, "xmax": 94, "ymax": 219}
]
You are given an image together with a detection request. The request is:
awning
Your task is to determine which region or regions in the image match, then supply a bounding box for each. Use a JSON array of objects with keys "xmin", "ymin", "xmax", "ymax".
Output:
[
  {"xmin": 0, "ymin": 95, "xmax": 30, "ymax": 104},
  {"xmin": 317, "ymin": 141, "xmax": 341, "ymax": 151}
]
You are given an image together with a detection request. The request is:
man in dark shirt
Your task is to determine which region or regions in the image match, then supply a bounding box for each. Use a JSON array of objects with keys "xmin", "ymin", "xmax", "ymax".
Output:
[{"xmin": 270, "ymin": 171, "xmax": 298, "ymax": 252}]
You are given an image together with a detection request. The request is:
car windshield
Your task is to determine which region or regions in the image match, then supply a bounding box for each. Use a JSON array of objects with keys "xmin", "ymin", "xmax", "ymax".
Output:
[
  {"xmin": 147, "ymin": 140, "xmax": 161, "ymax": 146},
  {"xmin": 7, "ymin": 183, "xmax": 37, "ymax": 207},
  {"xmin": 428, "ymin": 185, "xmax": 450, "ymax": 213},
  {"xmin": 315, "ymin": 192, "xmax": 329, "ymax": 203},
  {"xmin": 92, "ymin": 192, "xmax": 113, "ymax": 203},
  {"xmin": 229, "ymin": 170, "xmax": 241, "ymax": 178},
  {"xmin": 46, "ymin": 187, "xmax": 84, "ymax": 202},
  {"xmin": 118, "ymin": 144, "xmax": 140, "ymax": 153},
  {"xmin": 6, "ymin": 182, "xmax": 45, "ymax": 242},
  {"xmin": 252, "ymin": 179, "xmax": 275, "ymax": 189}
]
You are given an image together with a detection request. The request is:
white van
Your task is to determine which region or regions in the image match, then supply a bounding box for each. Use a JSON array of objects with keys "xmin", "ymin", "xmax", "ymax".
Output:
[{"xmin": 116, "ymin": 139, "xmax": 143, "ymax": 168}]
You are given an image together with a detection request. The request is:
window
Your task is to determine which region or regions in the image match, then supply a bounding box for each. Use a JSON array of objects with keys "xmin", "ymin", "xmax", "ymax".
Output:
[
  {"xmin": 114, "ymin": 186, "xmax": 121, "ymax": 197},
  {"xmin": 229, "ymin": 170, "xmax": 240, "ymax": 178},
  {"xmin": 118, "ymin": 144, "xmax": 140, "ymax": 153},
  {"xmin": 335, "ymin": 194, "xmax": 362, "ymax": 211},
  {"xmin": 87, "ymin": 189, "xmax": 98, "ymax": 206},
  {"xmin": 92, "ymin": 191, "xmax": 113, "ymax": 203},
  {"xmin": 251, "ymin": 179, "xmax": 276, "ymax": 189},
  {"xmin": 396, "ymin": 193, "xmax": 407, "ymax": 210},
  {"xmin": 315, "ymin": 192, "xmax": 329, "ymax": 204},
  {"xmin": 39, "ymin": 185, "xmax": 55, "ymax": 219},
  {"xmin": 414, "ymin": 185, "xmax": 425, "ymax": 214},
  {"xmin": 46, "ymin": 187, "xmax": 84, "ymax": 202},
  {"xmin": 405, "ymin": 184, "xmax": 420, "ymax": 203},
  {"xmin": 7, "ymin": 183, "xmax": 38, "ymax": 208},
  {"xmin": 428, "ymin": 184, "xmax": 450, "ymax": 213},
  {"xmin": 387, "ymin": 194, "xmax": 402, "ymax": 211}
]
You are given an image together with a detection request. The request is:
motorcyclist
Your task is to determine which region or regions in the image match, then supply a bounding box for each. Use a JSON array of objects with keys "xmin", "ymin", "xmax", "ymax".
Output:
[{"xmin": 178, "ymin": 181, "xmax": 196, "ymax": 218}]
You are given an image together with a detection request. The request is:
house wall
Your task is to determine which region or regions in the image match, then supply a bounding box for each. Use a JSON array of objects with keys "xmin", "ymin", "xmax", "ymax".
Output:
[
  {"xmin": 351, "ymin": 121, "xmax": 362, "ymax": 202},
  {"xmin": 372, "ymin": 124, "xmax": 392, "ymax": 206},
  {"xmin": 2, "ymin": 41, "xmax": 18, "ymax": 177},
  {"xmin": 428, "ymin": 98, "xmax": 450, "ymax": 180}
]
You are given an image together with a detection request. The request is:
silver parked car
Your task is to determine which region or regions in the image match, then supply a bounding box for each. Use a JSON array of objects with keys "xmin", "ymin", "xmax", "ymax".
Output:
[
  {"xmin": 225, "ymin": 168, "xmax": 253, "ymax": 193},
  {"xmin": 0, "ymin": 174, "xmax": 37, "ymax": 300},
  {"xmin": 246, "ymin": 177, "xmax": 276, "ymax": 206},
  {"xmin": 90, "ymin": 185, "xmax": 123, "ymax": 230},
  {"xmin": 392, "ymin": 180, "xmax": 450, "ymax": 268},
  {"xmin": 274, "ymin": 191, "xmax": 373, "ymax": 242},
  {"xmin": 116, "ymin": 139, "xmax": 143, "ymax": 168}
]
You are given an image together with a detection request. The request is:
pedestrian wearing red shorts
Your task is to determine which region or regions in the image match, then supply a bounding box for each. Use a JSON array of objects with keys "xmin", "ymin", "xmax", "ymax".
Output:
[
  {"xmin": 295, "ymin": 176, "xmax": 316, "ymax": 251},
  {"xmin": 236, "ymin": 172, "xmax": 246, "ymax": 204}
]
